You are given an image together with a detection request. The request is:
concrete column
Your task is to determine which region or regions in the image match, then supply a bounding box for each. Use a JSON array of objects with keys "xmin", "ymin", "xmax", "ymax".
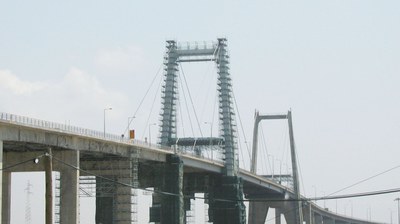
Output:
[
  {"xmin": 303, "ymin": 207, "xmax": 311, "ymax": 224},
  {"xmin": 310, "ymin": 206, "xmax": 314, "ymax": 224},
  {"xmin": 335, "ymin": 221, "xmax": 349, "ymax": 224},
  {"xmin": 323, "ymin": 217, "xmax": 335, "ymax": 224},
  {"xmin": 59, "ymin": 150, "xmax": 79, "ymax": 224},
  {"xmin": 314, "ymin": 214, "xmax": 323, "ymax": 224},
  {"xmin": 1, "ymin": 171, "xmax": 11, "ymax": 224},
  {"xmin": 95, "ymin": 177, "xmax": 114, "ymax": 224},
  {"xmin": 248, "ymin": 202, "xmax": 268, "ymax": 224},
  {"xmin": 275, "ymin": 208, "xmax": 282, "ymax": 224},
  {"xmin": 161, "ymin": 154, "xmax": 184, "ymax": 224},
  {"xmin": 114, "ymin": 161, "xmax": 133, "ymax": 224},
  {"xmin": 150, "ymin": 193, "xmax": 161, "ymax": 223},
  {"xmin": 283, "ymin": 202, "xmax": 297, "ymax": 224},
  {"xmin": 114, "ymin": 184, "xmax": 133, "ymax": 224},
  {"xmin": 210, "ymin": 175, "xmax": 246, "ymax": 224}
]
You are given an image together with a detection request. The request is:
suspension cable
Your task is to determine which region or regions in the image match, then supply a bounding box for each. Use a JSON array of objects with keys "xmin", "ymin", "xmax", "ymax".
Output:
[
  {"xmin": 327, "ymin": 164, "xmax": 400, "ymax": 197},
  {"xmin": 232, "ymin": 90, "xmax": 251, "ymax": 168},
  {"xmin": 178, "ymin": 69, "xmax": 195, "ymax": 137},
  {"xmin": 124, "ymin": 63, "xmax": 163, "ymax": 136},
  {"xmin": 260, "ymin": 125, "xmax": 271, "ymax": 174},
  {"xmin": 294, "ymin": 141, "xmax": 307, "ymax": 197},
  {"xmin": 140, "ymin": 74, "xmax": 163, "ymax": 140},
  {"xmin": 179, "ymin": 63, "xmax": 203, "ymax": 137},
  {"xmin": 178, "ymin": 91, "xmax": 186, "ymax": 137}
]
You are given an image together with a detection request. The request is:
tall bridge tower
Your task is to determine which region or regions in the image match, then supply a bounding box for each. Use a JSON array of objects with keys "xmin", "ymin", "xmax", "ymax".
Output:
[{"xmin": 152, "ymin": 38, "xmax": 246, "ymax": 224}]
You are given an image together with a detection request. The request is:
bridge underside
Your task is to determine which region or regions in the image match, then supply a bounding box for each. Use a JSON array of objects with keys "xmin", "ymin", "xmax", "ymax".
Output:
[
  {"xmin": 0, "ymin": 139, "xmax": 246, "ymax": 224},
  {"xmin": 0, "ymin": 121, "xmax": 381, "ymax": 224}
]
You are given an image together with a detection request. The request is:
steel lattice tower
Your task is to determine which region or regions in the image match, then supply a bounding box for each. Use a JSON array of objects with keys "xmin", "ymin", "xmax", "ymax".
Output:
[
  {"xmin": 159, "ymin": 39, "xmax": 239, "ymax": 176},
  {"xmin": 157, "ymin": 38, "xmax": 246, "ymax": 224},
  {"xmin": 159, "ymin": 40, "xmax": 179, "ymax": 147}
]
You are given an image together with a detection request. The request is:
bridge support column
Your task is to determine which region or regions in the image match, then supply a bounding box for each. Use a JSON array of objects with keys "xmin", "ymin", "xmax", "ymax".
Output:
[
  {"xmin": 335, "ymin": 221, "xmax": 349, "ymax": 224},
  {"xmin": 323, "ymin": 217, "xmax": 335, "ymax": 224},
  {"xmin": 210, "ymin": 176, "xmax": 246, "ymax": 224},
  {"xmin": 314, "ymin": 214, "xmax": 323, "ymax": 224},
  {"xmin": 59, "ymin": 150, "xmax": 79, "ymax": 224},
  {"xmin": 2, "ymin": 171, "xmax": 11, "ymax": 224},
  {"xmin": 248, "ymin": 202, "xmax": 268, "ymax": 224},
  {"xmin": 283, "ymin": 202, "xmax": 301, "ymax": 224},
  {"xmin": 150, "ymin": 155, "xmax": 184, "ymax": 224},
  {"xmin": 304, "ymin": 202, "xmax": 313, "ymax": 224},
  {"xmin": 114, "ymin": 166, "xmax": 135, "ymax": 224},
  {"xmin": 161, "ymin": 154, "xmax": 184, "ymax": 224},
  {"xmin": 95, "ymin": 176, "xmax": 114, "ymax": 224},
  {"xmin": 150, "ymin": 193, "xmax": 161, "ymax": 223},
  {"xmin": 275, "ymin": 208, "xmax": 282, "ymax": 224},
  {"xmin": 93, "ymin": 158, "xmax": 136, "ymax": 224}
]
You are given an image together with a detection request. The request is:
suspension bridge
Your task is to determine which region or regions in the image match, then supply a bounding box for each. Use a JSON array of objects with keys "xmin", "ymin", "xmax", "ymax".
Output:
[{"xmin": 0, "ymin": 39, "xmax": 385, "ymax": 224}]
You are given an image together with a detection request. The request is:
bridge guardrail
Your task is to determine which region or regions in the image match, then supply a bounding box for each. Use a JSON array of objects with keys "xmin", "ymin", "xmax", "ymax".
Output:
[{"xmin": 0, "ymin": 112, "xmax": 223, "ymax": 163}]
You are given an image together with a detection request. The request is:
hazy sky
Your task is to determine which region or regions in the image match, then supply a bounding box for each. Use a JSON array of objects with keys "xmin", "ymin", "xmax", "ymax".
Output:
[{"xmin": 1, "ymin": 1, "xmax": 400, "ymax": 223}]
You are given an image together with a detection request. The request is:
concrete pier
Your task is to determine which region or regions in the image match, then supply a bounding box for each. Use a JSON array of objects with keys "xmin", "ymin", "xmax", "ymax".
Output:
[
  {"xmin": 1, "ymin": 171, "xmax": 10, "ymax": 224},
  {"xmin": 59, "ymin": 150, "xmax": 79, "ymax": 224},
  {"xmin": 248, "ymin": 202, "xmax": 269, "ymax": 224}
]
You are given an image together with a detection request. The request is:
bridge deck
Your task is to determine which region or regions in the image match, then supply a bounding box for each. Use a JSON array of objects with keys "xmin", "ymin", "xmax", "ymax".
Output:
[{"xmin": 0, "ymin": 112, "xmax": 383, "ymax": 224}]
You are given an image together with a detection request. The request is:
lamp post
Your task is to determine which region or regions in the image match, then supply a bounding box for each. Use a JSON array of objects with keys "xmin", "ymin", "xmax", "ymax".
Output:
[
  {"xmin": 103, "ymin": 107, "xmax": 112, "ymax": 138},
  {"xmin": 395, "ymin": 198, "xmax": 400, "ymax": 224},
  {"xmin": 149, "ymin": 123, "xmax": 157, "ymax": 145}
]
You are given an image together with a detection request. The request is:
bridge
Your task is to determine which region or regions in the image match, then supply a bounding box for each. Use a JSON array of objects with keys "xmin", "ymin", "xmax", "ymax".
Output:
[{"xmin": 0, "ymin": 39, "xmax": 384, "ymax": 224}]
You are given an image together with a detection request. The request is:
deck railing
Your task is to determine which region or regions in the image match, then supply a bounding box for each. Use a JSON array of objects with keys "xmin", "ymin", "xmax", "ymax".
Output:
[{"xmin": 0, "ymin": 112, "xmax": 223, "ymax": 163}]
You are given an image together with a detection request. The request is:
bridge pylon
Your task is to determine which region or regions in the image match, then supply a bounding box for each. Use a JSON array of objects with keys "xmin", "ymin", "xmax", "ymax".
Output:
[
  {"xmin": 249, "ymin": 110, "xmax": 304, "ymax": 224},
  {"xmin": 153, "ymin": 38, "xmax": 246, "ymax": 224}
]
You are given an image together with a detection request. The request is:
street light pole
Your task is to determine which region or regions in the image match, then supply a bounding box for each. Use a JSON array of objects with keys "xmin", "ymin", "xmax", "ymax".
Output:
[
  {"xmin": 395, "ymin": 198, "xmax": 400, "ymax": 224},
  {"xmin": 103, "ymin": 107, "xmax": 112, "ymax": 138}
]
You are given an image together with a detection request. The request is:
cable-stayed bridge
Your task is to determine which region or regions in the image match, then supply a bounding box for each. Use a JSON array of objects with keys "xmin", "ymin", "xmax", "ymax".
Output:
[{"xmin": 0, "ymin": 39, "xmax": 385, "ymax": 224}]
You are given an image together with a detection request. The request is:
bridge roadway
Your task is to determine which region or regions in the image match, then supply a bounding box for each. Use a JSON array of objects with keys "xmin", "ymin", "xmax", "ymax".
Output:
[{"xmin": 0, "ymin": 113, "xmax": 382, "ymax": 224}]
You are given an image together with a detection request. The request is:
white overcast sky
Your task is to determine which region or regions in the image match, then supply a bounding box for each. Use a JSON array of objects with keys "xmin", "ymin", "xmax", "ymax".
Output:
[{"xmin": 1, "ymin": 1, "xmax": 400, "ymax": 223}]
